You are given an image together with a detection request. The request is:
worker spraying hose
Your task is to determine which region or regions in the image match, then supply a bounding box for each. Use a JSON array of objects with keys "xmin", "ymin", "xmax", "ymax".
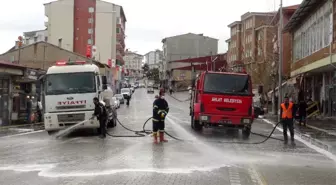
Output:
[
  {"xmin": 92, "ymin": 97, "xmax": 108, "ymax": 139},
  {"xmin": 152, "ymin": 88, "xmax": 169, "ymax": 144}
]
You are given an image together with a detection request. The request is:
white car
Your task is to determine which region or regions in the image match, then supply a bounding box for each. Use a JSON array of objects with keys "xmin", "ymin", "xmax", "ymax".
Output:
[
  {"xmin": 112, "ymin": 97, "xmax": 120, "ymax": 109},
  {"xmin": 121, "ymin": 88, "xmax": 131, "ymax": 99}
]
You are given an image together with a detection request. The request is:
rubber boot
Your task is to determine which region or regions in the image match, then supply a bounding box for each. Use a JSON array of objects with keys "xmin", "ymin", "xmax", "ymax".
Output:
[
  {"xmin": 153, "ymin": 132, "xmax": 158, "ymax": 144},
  {"xmin": 159, "ymin": 132, "xmax": 168, "ymax": 142},
  {"xmin": 291, "ymin": 138, "xmax": 296, "ymax": 146}
]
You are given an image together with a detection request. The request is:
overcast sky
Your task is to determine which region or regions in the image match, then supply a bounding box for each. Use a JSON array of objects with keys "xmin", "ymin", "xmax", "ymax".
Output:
[{"xmin": 0, "ymin": 0, "xmax": 302, "ymax": 55}]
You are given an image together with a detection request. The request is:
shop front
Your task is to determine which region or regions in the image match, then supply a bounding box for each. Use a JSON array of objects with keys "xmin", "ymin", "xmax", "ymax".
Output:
[
  {"xmin": 11, "ymin": 68, "xmax": 41, "ymax": 123},
  {"xmin": 0, "ymin": 61, "xmax": 25, "ymax": 125}
]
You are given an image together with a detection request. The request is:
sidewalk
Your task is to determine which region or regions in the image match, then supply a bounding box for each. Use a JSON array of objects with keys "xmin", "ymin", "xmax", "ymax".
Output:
[
  {"xmin": 263, "ymin": 114, "xmax": 336, "ymax": 154},
  {"xmin": 0, "ymin": 122, "xmax": 44, "ymax": 137}
]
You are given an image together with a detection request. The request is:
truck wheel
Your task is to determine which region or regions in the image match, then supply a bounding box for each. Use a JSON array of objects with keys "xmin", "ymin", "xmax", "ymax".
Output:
[
  {"xmin": 47, "ymin": 131, "xmax": 56, "ymax": 135},
  {"xmin": 242, "ymin": 126, "xmax": 251, "ymax": 139},
  {"xmin": 191, "ymin": 116, "xmax": 202, "ymax": 131}
]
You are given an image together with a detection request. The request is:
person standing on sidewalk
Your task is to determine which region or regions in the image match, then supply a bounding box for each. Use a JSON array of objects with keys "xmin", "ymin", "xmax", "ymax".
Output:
[
  {"xmin": 298, "ymin": 99, "xmax": 307, "ymax": 126},
  {"xmin": 280, "ymin": 96, "xmax": 296, "ymax": 146}
]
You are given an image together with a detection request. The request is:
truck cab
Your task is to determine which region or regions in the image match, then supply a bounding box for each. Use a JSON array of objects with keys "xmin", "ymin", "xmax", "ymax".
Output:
[
  {"xmin": 190, "ymin": 71, "xmax": 254, "ymax": 138},
  {"xmin": 43, "ymin": 61, "xmax": 115, "ymax": 134}
]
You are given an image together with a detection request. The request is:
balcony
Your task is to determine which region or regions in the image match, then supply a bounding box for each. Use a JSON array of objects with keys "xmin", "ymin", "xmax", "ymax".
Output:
[
  {"xmin": 116, "ymin": 42, "xmax": 124, "ymax": 51},
  {"xmin": 116, "ymin": 33, "xmax": 125, "ymax": 41},
  {"xmin": 117, "ymin": 23, "xmax": 125, "ymax": 34},
  {"xmin": 116, "ymin": 54, "xmax": 124, "ymax": 65}
]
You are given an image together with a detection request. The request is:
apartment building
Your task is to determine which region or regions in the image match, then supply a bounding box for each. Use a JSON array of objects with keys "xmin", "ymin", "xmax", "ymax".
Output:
[
  {"xmin": 227, "ymin": 12, "xmax": 277, "ymax": 87},
  {"xmin": 124, "ymin": 50, "xmax": 143, "ymax": 77},
  {"xmin": 161, "ymin": 33, "xmax": 218, "ymax": 87},
  {"xmin": 144, "ymin": 49, "xmax": 163, "ymax": 69},
  {"xmin": 284, "ymin": 0, "xmax": 336, "ymax": 117},
  {"xmin": 44, "ymin": 0, "xmax": 126, "ymax": 66},
  {"xmin": 23, "ymin": 29, "xmax": 48, "ymax": 45}
]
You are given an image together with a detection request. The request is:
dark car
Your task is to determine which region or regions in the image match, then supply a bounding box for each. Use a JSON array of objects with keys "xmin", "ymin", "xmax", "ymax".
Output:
[{"xmin": 153, "ymin": 84, "xmax": 159, "ymax": 89}]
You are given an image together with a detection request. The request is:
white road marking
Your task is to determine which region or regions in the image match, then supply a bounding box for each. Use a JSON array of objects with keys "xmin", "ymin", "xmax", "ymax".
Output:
[
  {"xmin": 0, "ymin": 164, "xmax": 231, "ymax": 177},
  {"xmin": 248, "ymin": 167, "xmax": 266, "ymax": 185},
  {"xmin": 8, "ymin": 128, "xmax": 34, "ymax": 132},
  {"xmin": 262, "ymin": 118, "xmax": 336, "ymax": 163},
  {"xmin": 229, "ymin": 168, "xmax": 242, "ymax": 185},
  {"xmin": 0, "ymin": 130, "xmax": 45, "ymax": 139}
]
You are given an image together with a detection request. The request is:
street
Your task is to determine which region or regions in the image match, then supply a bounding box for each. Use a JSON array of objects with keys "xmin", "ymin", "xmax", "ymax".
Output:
[{"xmin": 0, "ymin": 89, "xmax": 336, "ymax": 185}]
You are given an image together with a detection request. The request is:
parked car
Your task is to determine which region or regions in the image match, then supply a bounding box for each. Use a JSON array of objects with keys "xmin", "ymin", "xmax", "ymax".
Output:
[
  {"xmin": 139, "ymin": 83, "xmax": 145, "ymax": 88},
  {"xmin": 253, "ymin": 95, "xmax": 265, "ymax": 118},
  {"xmin": 112, "ymin": 97, "xmax": 120, "ymax": 109},
  {"xmin": 147, "ymin": 87, "xmax": 154, "ymax": 94},
  {"xmin": 153, "ymin": 84, "xmax": 159, "ymax": 89},
  {"xmin": 121, "ymin": 88, "xmax": 132, "ymax": 99},
  {"xmin": 115, "ymin": 94, "xmax": 125, "ymax": 104}
]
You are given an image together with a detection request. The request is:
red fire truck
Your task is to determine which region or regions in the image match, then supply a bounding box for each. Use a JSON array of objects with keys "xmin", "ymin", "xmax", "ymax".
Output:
[{"xmin": 189, "ymin": 71, "xmax": 254, "ymax": 138}]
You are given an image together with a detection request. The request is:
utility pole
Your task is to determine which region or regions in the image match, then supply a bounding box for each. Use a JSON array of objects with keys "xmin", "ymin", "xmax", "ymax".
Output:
[
  {"xmin": 42, "ymin": 45, "xmax": 47, "ymax": 70},
  {"xmin": 277, "ymin": 0, "xmax": 283, "ymax": 122}
]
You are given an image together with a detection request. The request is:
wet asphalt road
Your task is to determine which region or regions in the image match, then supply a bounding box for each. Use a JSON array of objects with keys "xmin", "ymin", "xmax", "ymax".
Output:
[{"xmin": 0, "ymin": 89, "xmax": 336, "ymax": 185}]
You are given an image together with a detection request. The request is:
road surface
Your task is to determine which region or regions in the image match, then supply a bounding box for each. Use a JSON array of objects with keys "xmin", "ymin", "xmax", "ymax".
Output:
[{"xmin": 0, "ymin": 89, "xmax": 335, "ymax": 185}]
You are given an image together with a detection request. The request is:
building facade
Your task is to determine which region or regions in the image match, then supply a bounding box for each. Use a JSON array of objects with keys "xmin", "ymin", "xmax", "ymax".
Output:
[
  {"xmin": 44, "ymin": 0, "xmax": 126, "ymax": 66},
  {"xmin": 144, "ymin": 50, "xmax": 162, "ymax": 69},
  {"xmin": 161, "ymin": 33, "xmax": 218, "ymax": 85},
  {"xmin": 23, "ymin": 29, "xmax": 48, "ymax": 45},
  {"xmin": 284, "ymin": 0, "xmax": 336, "ymax": 117},
  {"xmin": 124, "ymin": 50, "xmax": 143, "ymax": 78},
  {"xmin": 227, "ymin": 12, "xmax": 276, "ymax": 88}
]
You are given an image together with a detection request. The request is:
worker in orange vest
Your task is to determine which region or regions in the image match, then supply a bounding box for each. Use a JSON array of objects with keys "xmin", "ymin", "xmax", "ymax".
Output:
[{"xmin": 280, "ymin": 96, "xmax": 296, "ymax": 145}]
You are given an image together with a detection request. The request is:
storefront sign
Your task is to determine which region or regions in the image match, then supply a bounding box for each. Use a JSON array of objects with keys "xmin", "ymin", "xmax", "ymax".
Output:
[{"xmin": 25, "ymin": 69, "xmax": 38, "ymax": 80}]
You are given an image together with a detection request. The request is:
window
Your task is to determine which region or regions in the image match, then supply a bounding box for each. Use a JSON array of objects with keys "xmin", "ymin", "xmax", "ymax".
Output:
[
  {"xmin": 203, "ymin": 73, "xmax": 250, "ymax": 96},
  {"xmin": 88, "ymin": 7, "xmax": 94, "ymax": 13},
  {"xmin": 58, "ymin": 38, "xmax": 62, "ymax": 47},
  {"xmin": 116, "ymin": 28, "xmax": 120, "ymax": 33},
  {"xmin": 293, "ymin": 1, "xmax": 332, "ymax": 62},
  {"xmin": 258, "ymin": 47, "xmax": 262, "ymax": 56},
  {"xmin": 44, "ymin": 36, "xmax": 48, "ymax": 42},
  {"xmin": 88, "ymin": 18, "xmax": 93, "ymax": 23},
  {"xmin": 88, "ymin": 39, "xmax": 92, "ymax": 44},
  {"xmin": 34, "ymin": 36, "xmax": 38, "ymax": 42},
  {"xmin": 45, "ymin": 72, "xmax": 96, "ymax": 95},
  {"xmin": 88, "ymin": 28, "xmax": 93, "ymax": 34}
]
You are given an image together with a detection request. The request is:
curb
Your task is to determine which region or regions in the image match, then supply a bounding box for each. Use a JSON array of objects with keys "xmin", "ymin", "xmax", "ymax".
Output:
[
  {"xmin": 304, "ymin": 124, "xmax": 336, "ymax": 137},
  {"xmin": 261, "ymin": 118, "xmax": 335, "ymax": 154},
  {"xmin": 264, "ymin": 115, "xmax": 336, "ymax": 136}
]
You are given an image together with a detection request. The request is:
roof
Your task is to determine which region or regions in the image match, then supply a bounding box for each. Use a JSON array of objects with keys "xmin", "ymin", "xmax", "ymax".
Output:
[
  {"xmin": 162, "ymin": 33, "xmax": 218, "ymax": 43},
  {"xmin": 0, "ymin": 60, "xmax": 26, "ymax": 69},
  {"xmin": 44, "ymin": 0, "xmax": 127, "ymax": 22},
  {"xmin": 227, "ymin": 21, "xmax": 242, "ymax": 28},
  {"xmin": 23, "ymin": 29, "xmax": 47, "ymax": 37},
  {"xmin": 225, "ymin": 38, "xmax": 231, "ymax": 43},
  {"xmin": 47, "ymin": 64, "xmax": 100, "ymax": 74},
  {"xmin": 170, "ymin": 53, "xmax": 226, "ymax": 63},
  {"xmin": 174, "ymin": 60, "xmax": 227, "ymax": 71},
  {"xmin": 283, "ymin": 0, "xmax": 326, "ymax": 32},
  {"xmin": 255, "ymin": 25, "xmax": 274, "ymax": 31},
  {"xmin": 0, "ymin": 41, "xmax": 107, "ymax": 68},
  {"xmin": 270, "ymin": 4, "xmax": 300, "ymax": 25},
  {"xmin": 241, "ymin": 12, "xmax": 276, "ymax": 20},
  {"xmin": 126, "ymin": 50, "xmax": 143, "ymax": 56}
]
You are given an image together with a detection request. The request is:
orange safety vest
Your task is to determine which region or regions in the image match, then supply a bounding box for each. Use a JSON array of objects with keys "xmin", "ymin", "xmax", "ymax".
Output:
[{"xmin": 281, "ymin": 102, "xmax": 293, "ymax": 119}]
